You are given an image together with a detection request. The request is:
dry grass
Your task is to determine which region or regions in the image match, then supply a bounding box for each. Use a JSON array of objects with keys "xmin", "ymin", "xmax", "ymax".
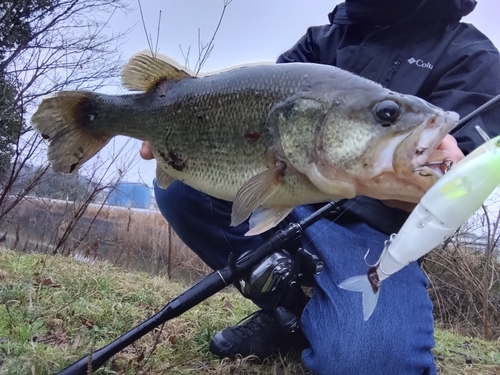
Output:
[
  {"xmin": 423, "ymin": 242, "xmax": 500, "ymax": 339},
  {"xmin": 0, "ymin": 197, "xmax": 211, "ymax": 279}
]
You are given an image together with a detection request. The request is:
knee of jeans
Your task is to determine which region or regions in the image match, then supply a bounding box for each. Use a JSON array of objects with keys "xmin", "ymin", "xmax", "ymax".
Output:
[
  {"xmin": 301, "ymin": 292, "xmax": 435, "ymax": 374},
  {"xmin": 154, "ymin": 180, "xmax": 206, "ymax": 224},
  {"xmin": 303, "ymin": 323, "xmax": 433, "ymax": 375}
]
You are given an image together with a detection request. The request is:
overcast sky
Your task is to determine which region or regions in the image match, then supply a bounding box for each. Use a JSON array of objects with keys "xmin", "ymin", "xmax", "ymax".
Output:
[{"xmin": 101, "ymin": 0, "xmax": 500, "ymax": 186}]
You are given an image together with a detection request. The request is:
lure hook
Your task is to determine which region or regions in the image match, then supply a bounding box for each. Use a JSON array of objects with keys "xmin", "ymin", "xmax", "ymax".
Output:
[
  {"xmin": 364, "ymin": 234, "xmax": 395, "ymax": 270},
  {"xmin": 363, "ymin": 248, "xmax": 378, "ymax": 268},
  {"xmin": 414, "ymin": 159, "xmax": 453, "ymax": 174}
]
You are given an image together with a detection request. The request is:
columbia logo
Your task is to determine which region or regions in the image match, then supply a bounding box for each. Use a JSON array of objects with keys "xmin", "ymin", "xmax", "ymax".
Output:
[{"xmin": 407, "ymin": 57, "xmax": 433, "ymax": 70}]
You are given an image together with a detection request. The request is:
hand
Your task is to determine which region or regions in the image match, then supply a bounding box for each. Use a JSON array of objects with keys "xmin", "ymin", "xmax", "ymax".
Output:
[
  {"xmin": 140, "ymin": 140, "xmax": 154, "ymax": 160},
  {"xmin": 436, "ymin": 134, "xmax": 464, "ymax": 172}
]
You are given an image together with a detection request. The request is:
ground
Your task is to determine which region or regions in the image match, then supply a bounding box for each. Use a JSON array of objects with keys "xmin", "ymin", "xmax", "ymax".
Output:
[{"xmin": 0, "ymin": 248, "xmax": 499, "ymax": 375}]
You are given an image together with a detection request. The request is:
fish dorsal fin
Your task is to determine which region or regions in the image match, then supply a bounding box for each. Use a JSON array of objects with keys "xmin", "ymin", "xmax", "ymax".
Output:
[
  {"xmin": 121, "ymin": 54, "xmax": 193, "ymax": 92},
  {"xmin": 231, "ymin": 162, "xmax": 287, "ymax": 228}
]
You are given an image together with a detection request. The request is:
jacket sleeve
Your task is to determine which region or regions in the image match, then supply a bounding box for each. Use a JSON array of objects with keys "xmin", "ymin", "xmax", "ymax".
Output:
[
  {"xmin": 276, "ymin": 27, "xmax": 323, "ymax": 64},
  {"xmin": 425, "ymin": 41, "xmax": 500, "ymax": 155}
]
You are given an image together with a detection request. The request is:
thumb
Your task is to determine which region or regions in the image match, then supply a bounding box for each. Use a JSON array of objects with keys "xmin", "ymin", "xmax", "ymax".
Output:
[{"xmin": 139, "ymin": 140, "xmax": 154, "ymax": 160}]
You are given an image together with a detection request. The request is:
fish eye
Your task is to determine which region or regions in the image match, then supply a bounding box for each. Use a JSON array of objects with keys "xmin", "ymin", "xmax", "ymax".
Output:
[{"xmin": 374, "ymin": 100, "xmax": 401, "ymax": 126}]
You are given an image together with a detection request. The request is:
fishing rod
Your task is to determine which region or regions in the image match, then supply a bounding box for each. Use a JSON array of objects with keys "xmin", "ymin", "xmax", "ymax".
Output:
[
  {"xmin": 456, "ymin": 94, "xmax": 500, "ymax": 128},
  {"xmin": 56, "ymin": 93, "xmax": 500, "ymax": 374},
  {"xmin": 56, "ymin": 199, "xmax": 346, "ymax": 375}
]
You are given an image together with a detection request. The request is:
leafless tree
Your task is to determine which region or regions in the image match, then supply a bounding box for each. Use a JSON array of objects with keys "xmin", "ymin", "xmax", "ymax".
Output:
[
  {"xmin": 0, "ymin": 0, "xmax": 129, "ymax": 226},
  {"xmin": 177, "ymin": 0, "xmax": 233, "ymax": 76}
]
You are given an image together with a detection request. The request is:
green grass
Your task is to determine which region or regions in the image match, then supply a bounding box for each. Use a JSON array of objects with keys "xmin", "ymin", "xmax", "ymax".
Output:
[
  {"xmin": 0, "ymin": 248, "xmax": 499, "ymax": 375},
  {"xmin": 433, "ymin": 329, "xmax": 500, "ymax": 374}
]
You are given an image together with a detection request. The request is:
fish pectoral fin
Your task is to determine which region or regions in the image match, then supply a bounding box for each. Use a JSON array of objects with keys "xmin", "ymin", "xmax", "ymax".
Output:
[
  {"xmin": 306, "ymin": 162, "xmax": 356, "ymax": 198},
  {"xmin": 231, "ymin": 162, "xmax": 287, "ymax": 227},
  {"xmin": 121, "ymin": 54, "xmax": 193, "ymax": 92},
  {"xmin": 338, "ymin": 275, "xmax": 380, "ymax": 321},
  {"xmin": 155, "ymin": 165, "xmax": 175, "ymax": 189},
  {"xmin": 245, "ymin": 205, "xmax": 294, "ymax": 236}
]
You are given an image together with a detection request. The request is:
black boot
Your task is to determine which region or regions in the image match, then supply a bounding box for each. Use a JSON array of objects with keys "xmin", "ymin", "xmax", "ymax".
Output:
[{"xmin": 209, "ymin": 309, "xmax": 308, "ymax": 360}]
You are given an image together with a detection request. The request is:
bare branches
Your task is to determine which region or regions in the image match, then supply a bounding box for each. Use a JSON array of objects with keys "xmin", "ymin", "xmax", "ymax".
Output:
[
  {"xmin": 424, "ymin": 197, "xmax": 500, "ymax": 340},
  {"xmin": 137, "ymin": 0, "xmax": 154, "ymax": 56},
  {"xmin": 2, "ymin": 0, "xmax": 128, "ymax": 112},
  {"xmin": 155, "ymin": 10, "xmax": 162, "ymax": 57},
  {"xmin": 174, "ymin": 0, "xmax": 233, "ymax": 75},
  {"xmin": 137, "ymin": 0, "xmax": 163, "ymax": 57},
  {"xmin": 0, "ymin": 0, "xmax": 128, "ymax": 228},
  {"xmin": 193, "ymin": 0, "xmax": 232, "ymax": 76},
  {"xmin": 137, "ymin": 0, "xmax": 232, "ymax": 75}
]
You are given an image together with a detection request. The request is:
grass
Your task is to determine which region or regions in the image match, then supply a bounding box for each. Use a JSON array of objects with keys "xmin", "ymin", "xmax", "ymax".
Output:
[
  {"xmin": 434, "ymin": 329, "xmax": 500, "ymax": 374},
  {"xmin": 0, "ymin": 248, "xmax": 499, "ymax": 375}
]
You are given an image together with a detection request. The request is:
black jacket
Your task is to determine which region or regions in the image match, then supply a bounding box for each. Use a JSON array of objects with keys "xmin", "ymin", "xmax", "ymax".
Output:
[{"xmin": 277, "ymin": 0, "xmax": 500, "ymax": 234}]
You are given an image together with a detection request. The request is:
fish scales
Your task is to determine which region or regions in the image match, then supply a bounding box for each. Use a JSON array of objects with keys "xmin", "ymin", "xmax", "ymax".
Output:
[
  {"xmin": 145, "ymin": 65, "xmax": 327, "ymax": 203},
  {"xmin": 31, "ymin": 54, "xmax": 459, "ymax": 235}
]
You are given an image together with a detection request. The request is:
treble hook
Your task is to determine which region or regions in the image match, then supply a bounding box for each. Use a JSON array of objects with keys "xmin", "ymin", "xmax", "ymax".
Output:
[
  {"xmin": 363, "ymin": 234, "xmax": 396, "ymax": 270},
  {"xmin": 442, "ymin": 160, "xmax": 453, "ymax": 173},
  {"xmin": 414, "ymin": 159, "xmax": 453, "ymax": 175},
  {"xmin": 363, "ymin": 248, "xmax": 378, "ymax": 268}
]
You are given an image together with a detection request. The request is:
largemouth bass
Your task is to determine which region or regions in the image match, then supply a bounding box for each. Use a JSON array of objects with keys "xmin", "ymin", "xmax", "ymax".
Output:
[{"xmin": 31, "ymin": 54, "xmax": 458, "ymax": 235}]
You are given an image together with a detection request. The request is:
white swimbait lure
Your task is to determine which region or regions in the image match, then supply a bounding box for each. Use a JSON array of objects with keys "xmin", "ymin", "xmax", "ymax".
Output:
[{"xmin": 338, "ymin": 132, "xmax": 500, "ymax": 321}]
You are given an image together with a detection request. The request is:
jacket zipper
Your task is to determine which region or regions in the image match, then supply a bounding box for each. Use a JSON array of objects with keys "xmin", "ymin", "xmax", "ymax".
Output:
[{"xmin": 384, "ymin": 59, "xmax": 401, "ymax": 88}]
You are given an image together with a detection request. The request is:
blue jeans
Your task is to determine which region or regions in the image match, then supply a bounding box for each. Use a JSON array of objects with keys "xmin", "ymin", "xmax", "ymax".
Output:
[{"xmin": 155, "ymin": 181, "xmax": 436, "ymax": 375}]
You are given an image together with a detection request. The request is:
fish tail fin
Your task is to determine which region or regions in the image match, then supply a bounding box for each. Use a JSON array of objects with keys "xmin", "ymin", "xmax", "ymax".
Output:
[
  {"xmin": 31, "ymin": 91, "xmax": 112, "ymax": 174},
  {"xmin": 338, "ymin": 275, "xmax": 380, "ymax": 321}
]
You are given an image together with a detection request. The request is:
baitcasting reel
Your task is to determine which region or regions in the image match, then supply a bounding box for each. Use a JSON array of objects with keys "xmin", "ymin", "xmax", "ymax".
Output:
[
  {"xmin": 238, "ymin": 247, "xmax": 324, "ymax": 334},
  {"xmin": 238, "ymin": 251, "xmax": 293, "ymax": 297}
]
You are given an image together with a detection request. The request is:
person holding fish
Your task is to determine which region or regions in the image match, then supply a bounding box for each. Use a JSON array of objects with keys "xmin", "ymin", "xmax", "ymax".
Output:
[
  {"xmin": 31, "ymin": 0, "xmax": 500, "ymax": 374},
  {"xmin": 141, "ymin": 1, "xmax": 498, "ymax": 374}
]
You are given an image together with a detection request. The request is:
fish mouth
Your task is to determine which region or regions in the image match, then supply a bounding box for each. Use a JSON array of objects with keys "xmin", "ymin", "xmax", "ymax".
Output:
[
  {"xmin": 393, "ymin": 112, "xmax": 458, "ymax": 180},
  {"xmin": 413, "ymin": 159, "xmax": 453, "ymax": 179}
]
